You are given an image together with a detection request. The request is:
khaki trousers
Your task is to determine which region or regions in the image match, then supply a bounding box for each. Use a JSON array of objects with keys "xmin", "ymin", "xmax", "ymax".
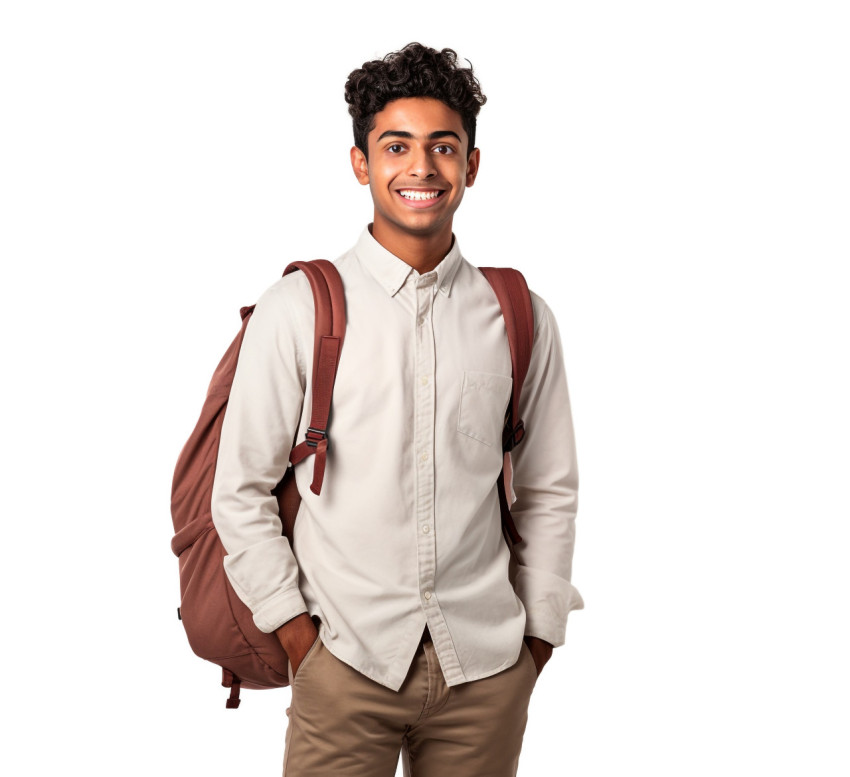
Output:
[{"xmin": 283, "ymin": 626, "xmax": 538, "ymax": 776}]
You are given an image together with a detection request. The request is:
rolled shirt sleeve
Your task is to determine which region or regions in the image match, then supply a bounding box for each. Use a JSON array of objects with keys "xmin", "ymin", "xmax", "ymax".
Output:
[
  {"xmin": 508, "ymin": 293, "xmax": 584, "ymax": 648},
  {"xmin": 210, "ymin": 276, "xmax": 310, "ymax": 633}
]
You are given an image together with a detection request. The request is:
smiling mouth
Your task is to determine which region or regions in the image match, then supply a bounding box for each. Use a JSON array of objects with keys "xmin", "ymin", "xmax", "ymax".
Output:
[{"xmin": 396, "ymin": 189, "xmax": 446, "ymax": 202}]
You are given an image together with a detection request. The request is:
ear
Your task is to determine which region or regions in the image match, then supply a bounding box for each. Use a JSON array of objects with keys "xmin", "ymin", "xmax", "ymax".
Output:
[
  {"xmin": 465, "ymin": 147, "xmax": 481, "ymax": 188},
  {"xmin": 350, "ymin": 146, "xmax": 370, "ymax": 185}
]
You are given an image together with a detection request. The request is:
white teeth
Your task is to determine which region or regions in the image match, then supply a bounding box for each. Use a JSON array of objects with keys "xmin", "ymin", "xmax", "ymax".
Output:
[{"xmin": 399, "ymin": 190, "xmax": 442, "ymax": 201}]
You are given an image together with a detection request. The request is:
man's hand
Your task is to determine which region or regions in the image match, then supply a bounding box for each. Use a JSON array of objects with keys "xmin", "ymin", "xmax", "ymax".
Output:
[
  {"xmin": 276, "ymin": 612, "xmax": 319, "ymax": 680},
  {"xmin": 523, "ymin": 635, "xmax": 553, "ymax": 677}
]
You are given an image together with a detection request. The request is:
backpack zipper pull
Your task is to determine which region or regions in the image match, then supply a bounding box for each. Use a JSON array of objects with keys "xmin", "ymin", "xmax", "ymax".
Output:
[{"xmin": 222, "ymin": 668, "xmax": 242, "ymax": 709}]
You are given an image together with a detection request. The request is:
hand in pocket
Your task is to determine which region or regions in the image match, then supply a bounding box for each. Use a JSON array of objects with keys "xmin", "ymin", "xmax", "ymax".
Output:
[
  {"xmin": 277, "ymin": 613, "xmax": 321, "ymax": 681},
  {"xmin": 291, "ymin": 627, "xmax": 320, "ymax": 680}
]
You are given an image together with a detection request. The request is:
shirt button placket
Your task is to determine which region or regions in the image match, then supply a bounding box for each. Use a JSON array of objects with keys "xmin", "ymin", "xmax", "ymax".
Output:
[{"xmin": 414, "ymin": 273, "xmax": 438, "ymax": 631}]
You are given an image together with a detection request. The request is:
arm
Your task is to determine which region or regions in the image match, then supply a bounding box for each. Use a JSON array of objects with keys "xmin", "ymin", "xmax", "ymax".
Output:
[
  {"xmin": 509, "ymin": 293, "xmax": 584, "ymax": 656},
  {"xmin": 210, "ymin": 277, "xmax": 310, "ymax": 635}
]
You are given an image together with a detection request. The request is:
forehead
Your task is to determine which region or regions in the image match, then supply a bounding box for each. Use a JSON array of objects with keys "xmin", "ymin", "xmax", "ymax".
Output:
[{"xmin": 370, "ymin": 97, "xmax": 466, "ymax": 142}]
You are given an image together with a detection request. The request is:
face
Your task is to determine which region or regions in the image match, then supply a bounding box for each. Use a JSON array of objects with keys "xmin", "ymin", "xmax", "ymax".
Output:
[{"xmin": 350, "ymin": 97, "xmax": 480, "ymax": 244}]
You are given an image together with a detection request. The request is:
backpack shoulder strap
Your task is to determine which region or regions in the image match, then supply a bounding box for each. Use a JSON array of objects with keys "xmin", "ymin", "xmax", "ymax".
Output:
[
  {"xmin": 284, "ymin": 259, "xmax": 346, "ymax": 496},
  {"xmin": 478, "ymin": 266, "xmax": 535, "ymax": 546},
  {"xmin": 478, "ymin": 267, "xmax": 535, "ymax": 451}
]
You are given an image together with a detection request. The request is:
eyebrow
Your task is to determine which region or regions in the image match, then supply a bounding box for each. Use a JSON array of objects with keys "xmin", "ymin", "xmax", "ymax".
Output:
[{"xmin": 377, "ymin": 130, "xmax": 463, "ymax": 144}]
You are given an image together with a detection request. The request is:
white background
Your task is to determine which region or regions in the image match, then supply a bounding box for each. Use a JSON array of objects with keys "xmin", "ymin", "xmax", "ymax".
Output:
[{"xmin": 2, "ymin": 1, "xmax": 848, "ymax": 775}]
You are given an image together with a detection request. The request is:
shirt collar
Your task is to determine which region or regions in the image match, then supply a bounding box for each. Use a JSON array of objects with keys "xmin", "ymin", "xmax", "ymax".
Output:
[{"xmin": 355, "ymin": 223, "xmax": 463, "ymax": 298}]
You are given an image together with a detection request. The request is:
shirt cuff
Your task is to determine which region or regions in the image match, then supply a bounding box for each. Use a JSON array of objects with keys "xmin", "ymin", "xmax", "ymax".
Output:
[
  {"xmin": 249, "ymin": 587, "xmax": 309, "ymax": 634},
  {"xmin": 221, "ymin": 535, "xmax": 309, "ymax": 633},
  {"xmin": 514, "ymin": 565, "xmax": 584, "ymax": 648}
]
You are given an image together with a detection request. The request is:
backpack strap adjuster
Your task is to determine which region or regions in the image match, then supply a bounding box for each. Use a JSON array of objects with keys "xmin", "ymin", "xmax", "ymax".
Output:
[{"xmin": 305, "ymin": 426, "xmax": 328, "ymax": 448}]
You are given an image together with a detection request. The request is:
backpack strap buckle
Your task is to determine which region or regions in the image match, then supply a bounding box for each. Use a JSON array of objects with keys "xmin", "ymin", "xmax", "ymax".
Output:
[{"xmin": 305, "ymin": 426, "xmax": 328, "ymax": 448}]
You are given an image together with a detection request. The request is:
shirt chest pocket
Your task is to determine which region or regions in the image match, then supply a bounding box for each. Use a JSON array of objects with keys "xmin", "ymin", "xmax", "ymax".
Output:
[{"xmin": 456, "ymin": 370, "xmax": 514, "ymax": 448}]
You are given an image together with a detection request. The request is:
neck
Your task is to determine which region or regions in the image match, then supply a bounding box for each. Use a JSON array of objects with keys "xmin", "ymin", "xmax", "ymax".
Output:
[{"xmin": 369, "ymin": 221, "xmax": 453, "ymax": 274}]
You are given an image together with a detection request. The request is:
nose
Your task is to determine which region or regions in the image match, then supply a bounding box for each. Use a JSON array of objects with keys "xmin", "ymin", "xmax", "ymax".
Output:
[{"xmin": 407, "ymin": 145, "xmax": 437, "ymax": 179}]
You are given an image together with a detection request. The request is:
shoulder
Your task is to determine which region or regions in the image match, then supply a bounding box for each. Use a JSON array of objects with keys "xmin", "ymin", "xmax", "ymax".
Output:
[
  {"xmin": 257, "ymin": 265, "xmax": 312, "ymax": 310},
  {"xmin": 527, "ymin": 289, "xmax": 555, "ymax": 335},
  {"xmin": 461, "ymin": 262, "xmax": 559, "ymax": 338},
  {"xmin": 254, "ymin": 250, "xmax": 355, "ymax": 320}
]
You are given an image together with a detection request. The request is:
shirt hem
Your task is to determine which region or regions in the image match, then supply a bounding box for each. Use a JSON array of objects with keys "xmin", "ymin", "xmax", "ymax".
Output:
[{"xmin": 318, "ymin": 635, "xmax": 407, "ymax": 693}]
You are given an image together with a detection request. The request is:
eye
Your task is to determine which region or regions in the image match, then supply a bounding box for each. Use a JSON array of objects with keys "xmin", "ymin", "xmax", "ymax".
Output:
[
  {"xmin": 434, "ymin": 145, "xmax": 455, "ymax": 155},
  {"xmin": 388, "ymin": 143, "xmax": 404, "ymax": 153}
]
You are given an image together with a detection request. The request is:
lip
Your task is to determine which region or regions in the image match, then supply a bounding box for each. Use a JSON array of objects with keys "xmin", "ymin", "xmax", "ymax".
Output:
[{"xmin": 394, "ymin": 188, "xmax": 447, "ymax": 209}]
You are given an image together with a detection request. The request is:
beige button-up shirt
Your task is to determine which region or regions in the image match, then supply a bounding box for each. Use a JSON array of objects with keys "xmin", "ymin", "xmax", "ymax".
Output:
[{"xmin": 211, "ymin": 223, "xmax": 583, "ymax": 692}]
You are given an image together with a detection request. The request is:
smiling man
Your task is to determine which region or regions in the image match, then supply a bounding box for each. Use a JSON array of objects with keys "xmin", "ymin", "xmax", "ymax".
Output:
[
  {"xmin": 210, "ymin": 42, "xmax": 583, "ymax": 776},
  {"xmin": 351, "ymin": 96, "xmax": 478, "ymax": 272}
]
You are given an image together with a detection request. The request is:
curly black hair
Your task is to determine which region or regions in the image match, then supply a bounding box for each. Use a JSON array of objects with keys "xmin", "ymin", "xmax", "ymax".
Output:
[{"xmin": 344, "ymin": 42, "xmax": 487, "ymax": 161}]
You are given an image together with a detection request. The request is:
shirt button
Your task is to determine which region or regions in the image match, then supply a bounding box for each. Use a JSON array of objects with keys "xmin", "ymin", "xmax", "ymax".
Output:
[
  {"xmin": 420, "ymin": 452, "xmax": 428, "ymax": 462},
  {"xmin": 423, "ymin": 524, "xmax": 430, "ymax": 533},
  {"xmin": 424, "ymin": 591, "xmax": 432, "ymax": 600},
  {"xmin": 420, "ymin": 376, "xmax": 429, "ymax": 386}
]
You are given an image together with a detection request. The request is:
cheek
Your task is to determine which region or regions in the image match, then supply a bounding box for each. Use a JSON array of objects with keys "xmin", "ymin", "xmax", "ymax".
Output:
[
  {"xmin": 444, "ymin": 160, "xmax": 468, "ymax": 185},
  {"xmin": 370, "ymin": 166, "xmax": 398, "ymax": 193}
]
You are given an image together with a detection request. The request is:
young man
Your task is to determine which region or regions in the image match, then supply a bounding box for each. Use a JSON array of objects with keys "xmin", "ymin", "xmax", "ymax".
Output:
[{"xmin": 211, "ymin": 42, "xmax": 583, "ymax": 776}]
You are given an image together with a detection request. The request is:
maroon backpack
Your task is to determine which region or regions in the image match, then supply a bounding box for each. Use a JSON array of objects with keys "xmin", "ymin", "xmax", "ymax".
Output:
[{"xmin": 170, "ymin": 259, "xmax": 534, "ymax": 708}]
